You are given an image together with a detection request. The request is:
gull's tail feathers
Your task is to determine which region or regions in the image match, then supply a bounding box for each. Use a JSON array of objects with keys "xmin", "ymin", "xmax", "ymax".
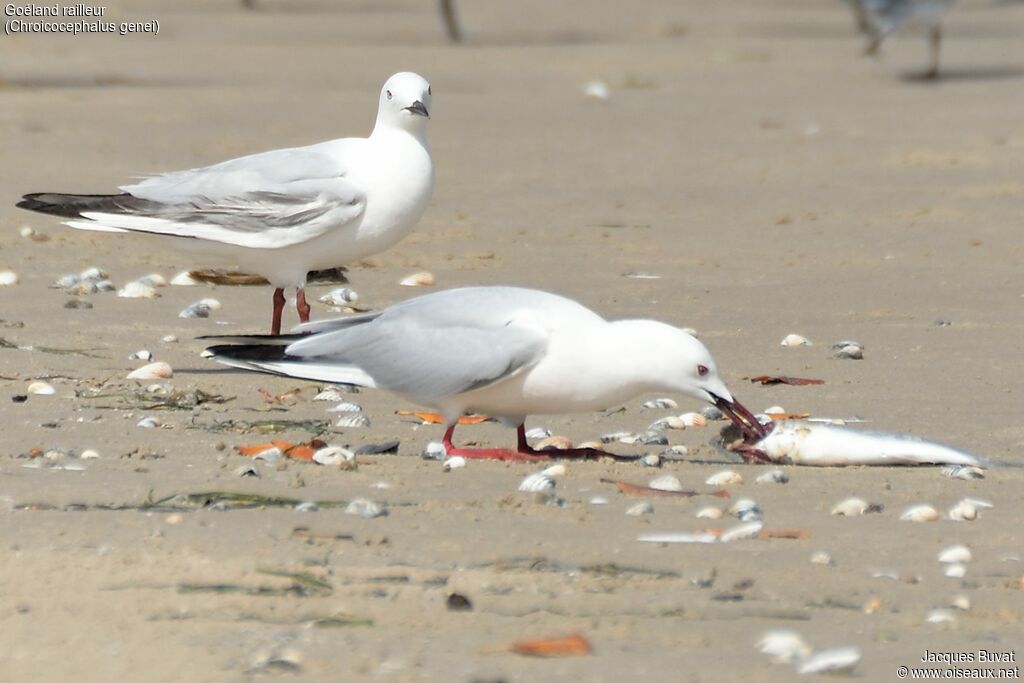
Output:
[{"xmin": 204, "ymin": 343, "xmax": 377, "ymax": 388}]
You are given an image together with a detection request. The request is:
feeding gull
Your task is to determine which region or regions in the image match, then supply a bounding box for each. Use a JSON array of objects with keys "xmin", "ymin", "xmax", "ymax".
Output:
[
  {"xmin": 17, "ymin": 72, "xmax": 434, "ymax": 335},
  {"xmin": 203, "ymin": 286, "xmax": 766, "ymax": 461}
]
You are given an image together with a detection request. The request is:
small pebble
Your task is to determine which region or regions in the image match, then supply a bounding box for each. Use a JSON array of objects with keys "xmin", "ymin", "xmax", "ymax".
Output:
[{"xmin": 165, "ymin": 513, "xmax": 184, "ymax": 525}]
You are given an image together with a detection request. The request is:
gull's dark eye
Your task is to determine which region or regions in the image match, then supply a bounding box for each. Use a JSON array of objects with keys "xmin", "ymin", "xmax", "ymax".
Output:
[
  {"xmin": 697, "ymin": 364, "xmax": 709, "ymax": 377},
  {"xmin": 428, "ymin": 86, "xmax": 432, "ymax": 95},
  {"xmin": 386, "ymin": 90, "xmax": 393, "ymax": 100}
]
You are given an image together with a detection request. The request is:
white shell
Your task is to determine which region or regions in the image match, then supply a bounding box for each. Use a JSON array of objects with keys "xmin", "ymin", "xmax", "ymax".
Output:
[
  {"xmin": 638, "ymin": 532, "xmax": 717, "ymax": 544},
  {"xmin": 831, "ymin": 497, "xmax": 869, "ymax": 516},
  {"xmin": 312, "ymin": 446, "xmax": 355, "ymax": 466},
  {"xmin": 900, "ymin": 504, "xmax": 940, "ymax": 522},
  {"xmin": 19, "ymin": 226, "xmax": 35, "ymax": 238},
  {"xmin": 926, "ymin": 609, "xmax": 957, "ymax": 625},
  {"xmin": 344, "ymin": 498, "xmax": 387, "ymax": 518},
  {"xmin": 649, "ymin": 416, "xmax": 686, "ymax": 431},
  {"xmin": 253, "ymin": 446, "xmax": 283, "ymax": 464},
  {"xmin": 944, "ymin": 563, "xmax": 967, "ymax": 578},
  {"xmin": 780, "ymin": 333, "xmax": 812, "ymax": 347},
  {"xmin": 763, "ymin": 405, "xmax": 786, "ymax": 417},
  {"xmin": 796, "ymin": 647, "xmax": 861, "ymax": 675},
  {"xmin": 811, "ymin": 550, "xmax": 834, "ymax": 566},
  {"xmin": 314, "ymin": 387, "xmax": 350, "ymax": 401},
  {"xmin": 524, "ymin": 426, "xmax": 551, "ymax": 439},
  {"xmin": 756, "ymin": 630, "xmax": 812, "ymax": 664},
  {"xmin": 937, "ymin": 544, "xmax": 972, "ymax": 564},
  {"xmin": 518, "ymin": 472, "xmax": 556, "ymax": 493},
  {"xmin": 136, "ymin": 416, "xmax": 162, "ymax": 428},
  {"xmin": 728, "ymin": 498, "xmax": 761, "ymax": 521},
  {"xmin": 79, "ymin": 449, "xmax": 100, "ymax": 460},
  {"xmin": 833, "ymin": 343, "xmax": 864, "ymax": 360},
  {"xmin": 719, "ymin": 521, "xmax": 763, "ymax": 543},
  {"xmin": 334, "ymin": 414, "xmax": 370, "ymax": 429},
  {"xmin": 942, "ymin": 465, "xmax": 985, "ymax": 480},
  {"xmin": 648, "ymin": 474, "xmax": 684, "ymax": 492},
  {"xmin": 582, "ymin": 80, "xmax": 610, "ymax": 100},
  {"xmin": 589, "ymin": 496, "xmax": 609, "ymax": 505},
  {"xmin": 663, "ymin": 444, "xmax": 689, "ymax": 458},
  {"xmin": 541, "ymin": 464, "xmax": 567, "ymax": 477},
  {"xmin": 442, "ymin": 456, "xmax": 467, "ymax": 471},
  {"xmin": 69, "ymin": 281, "xmax": 98, "ymax": 296},
  {"xmin": 294, "ymin": 501, "xmax": 318, "ymax": 512},
  {"xmin": 318, "ymin": 287, "xmax": 359, "ymax": 306},
  {"xmin": 0, "ymin": 270, "xmax": 20, "ymax": 286},
  {"xmin": 626, "ymin": 501, "xmax": 654, "ymax": 516},
  {"xmin": 641, "ymin": 454, "xmax": 662, "ymax": 468},
  {"xmin": 170, "ymin": 271, "xmax": 199, "ymax": 286},
  {"xmin": 950, "ymin": 595, "xmax": 971, "ymax": 611},
  {"xmin": 696, "ymin": 506, "xmax": 723, "ymax": 519},
  {"xmin": 27, "ymin": 381, "xmax": 56, "ymax": 395},
  {"xmin": 127, "ymin": 362, "xmax": 173, "ymax": 380},
  {"xmin": 80, "ymin": 267, "xmax": 107, "ymax": 281},
  {"xmin": 421, "ymin": 441, "xmax": 447, "ymax": 460},
  {"xmin": 53, "ymin": 274, "xmax": 80, "ymax": 289},
  {"xmin": 325, "ymin": 400, "xmax": 362, "ymax": 413},
  {"xmin": 755, "ymin": 469, "xmax": 789, "ymax": 484},
  {"xmin": 706, "ymin": 470, "xmax": 743, "ymax": 486},
  {"xmin": 138, "ymin": 273, "xmax": 167, "ymax": 287},
  {"xmin": 678, "ymin": 412, "xmax": 708, "ymax": 427},
  {"xmin": 95, "ymin": 279, "xmax": 116, "ymax": 292},
  {"xmin": 117, "ymin": 281, "xmax": 159, "ymax": 299},
  {"xmin": 128, "ymin": 350, "xmax": 153, "ymax": 361},
  {"xmin": 947, "ymin": 500, "xmax": 978, "ymax": 521},
  {"xmin": 399, "ymin": 271, "xmax": 435, "ymax": 287},
  {"xmin": 641, "ymin": 398, "xmax": 677, "ymax": 410},
  {"xmin": 161, "ymin": 335, "xmax": 178, "ymax": 344},
  {"xmin": 179, "ymin": 298, "xmax": 221, "ymax": 319}
]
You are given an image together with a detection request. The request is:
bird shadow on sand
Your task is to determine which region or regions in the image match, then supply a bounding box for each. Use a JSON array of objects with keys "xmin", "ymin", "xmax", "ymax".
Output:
[{"xmin": 901, "ymin": 64, "xmax": 1024, "ymax": 83}]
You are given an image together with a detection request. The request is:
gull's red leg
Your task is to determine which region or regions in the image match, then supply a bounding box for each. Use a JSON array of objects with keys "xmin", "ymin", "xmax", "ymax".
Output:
[
  {"xmin": 271, "ymin": 288, "xmax": 286, "ymax": 336},
  {"xmin": 296, "ymin": 287, "xmax": 311, "ymax": 323},
  {"xmin": 441, "ymin": 423, "xmax": 550, "ymax": 462}
]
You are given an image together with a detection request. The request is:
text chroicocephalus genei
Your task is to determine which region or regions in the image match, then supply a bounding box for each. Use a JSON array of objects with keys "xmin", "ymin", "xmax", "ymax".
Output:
[
  {"xmin": 203, "ymin": 286, "xmax": 767, "ymax": 461},
  {"xmin": 17, "ymin": 72, "xmax": 434, "ymax": 334}
]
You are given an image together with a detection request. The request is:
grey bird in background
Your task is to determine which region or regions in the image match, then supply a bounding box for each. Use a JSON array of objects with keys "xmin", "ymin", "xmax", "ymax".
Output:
[
  {"xmin": 850, "ymin": 0, "xmax": 957, "ymax": 78},
  {"xmin": 241, "ymin": 0, "xmax": 463, "ymax": 43}
]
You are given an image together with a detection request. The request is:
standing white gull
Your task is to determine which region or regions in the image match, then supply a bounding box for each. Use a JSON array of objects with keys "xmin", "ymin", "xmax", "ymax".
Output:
[
  {"xmin": 203, "ymin": 286, "xmax": 767, "ymax": 461},
  {"xmin": 17, "ymin": 72, "xmax": 434, "ymax": 335}
]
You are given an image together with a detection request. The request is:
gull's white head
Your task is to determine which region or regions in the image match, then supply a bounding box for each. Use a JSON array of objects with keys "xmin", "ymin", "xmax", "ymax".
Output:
[{"xmin": 376, "ymin": 72, "xmax": 432, "ymax": 132}]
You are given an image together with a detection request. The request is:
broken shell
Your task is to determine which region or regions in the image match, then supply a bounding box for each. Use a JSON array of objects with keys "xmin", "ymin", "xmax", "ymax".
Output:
[
  {"xmin": 831, "ymin": 497, "xmax": 869, "ymax": 516},
  {"xmin": 179, "ymin": 298, "xmax": 221, "ymax": 319},
  {"xmin": 632, "ymin": 431, "xmax": 668, "ymax": 446},
  {"xmin": 944, "ymin": 563, "xmax": 967, "ymax": 579},
  {"xmin": 696, "ymin": 506, "xmax": 723, "ymax": 520},
  {"xmin": 312, "ymin": 446, "xmax": 355, "ymax": 466},
  {"xmin": 626, "ymin": 501, "xmax": 654, "ymax": 516},
  {"xmin": 117, "ymin": 281, "xmax": 159, "ymax": 299},
  {"xmin": 421, "ymin": 441, "xmax": 447, "ymax": 460},
  {"xmin": 253, "ymin": 447, "xmax": 282, "ymax": 464},
  {"xmin": 442, "ymin": 456, "xmax": 467, "ymax": 471},
  {"xmin": 780, "ymin": 333, "xmax": 812, "ymax": 347},
  {"xmin": 518, "ymin": 472, "xmax": 555, "ymax": 493},
  {"xmin": 720, "ymin": 520, "xmax": 763, "ymax": 543},
  {"xmin": 535, "ymin": 435, "xmax": 573, "ymax": 451},
  {"xmin": 811, "ymin": 550, "xmax": 834, "ymax": 566},
  {"xmin": 136, "ymin": 416, "xmax": 161, "ymax": 428},
  {"xmin": 27, "ymin": 381, "xmax": 56, "ymax": 395},
  {"xmin": 170, "ymin": 271, "xmax": 199, "ymax": 286},
  {"xmin": 706, "ymin": 470, "xmax": 743, "ymax": 486},
  {"xmin": 80, "ymin": 449, "xmax": 100, "ymax": 460},
  {"xmin": 641, "ymin": 398, "xmax": 678, "ymax": 410},
  {"xmin": 334, "ymin": 414, "xmax": 370, "ymax": 429},
  {"xmin": 318, "ymin": 287, "xmax": 359, "ymax": 306},
  {"xmin": 344, "ymin": 498, "xmax": 387, "ymax": 518},
  {"xmin": 648, "ymin": 474, "xmax": 684, "ymax": 492},
  {"xmin": 678, "ymin": 412, "xmax": 708, "ymax": 427},
  {"xmin": 900, "ymin": 504, "xmax": 940, "ymax": 522},
  {"xmin": 127, "ymin": 362, "xmax": 173, "ymax": 380},
  {"xmin": 950, "ymin": 595, "xmax": 971, "ymax": 611},
  {"xmin": 128, "ymin": 350, "xmax": 153, "ymax": 362},
  {"xmin": 942, "ymin": 465, "xmax": 985, "ymax": 480},
  {"xmin": 938, "ymin": 544, "xmax": 972, "ymax": 564},
  {"xmin": 0, "ymin": 270, "xmax": 19, "ymax": 286},
  {"xmin": 235, "ymin": 464, "xmax": 260, "ymax": 478},
  {"xmin": 524, "ymin": 426, "xmax": 551, "ymax": 439},
  {"xmin": 138, "ymin": 273, "xmax": 167, "ymax": 287},
  {"xmin": 399, "ymin": 271, "xmax": 435, "ymax": 287},
  {"xmin": 326, "ymin": 400, "xmax": 362, "ymax": 413},
  {"xmin": 796, "ymin": 647, "xmax": 861, "ymax": 675},
  {"xmin": 756, "ymin": 630, "xmax": 812, "ymax": 664},
  {"xmin": 755, "ymin": 469, "xmax": 788, "ymax": 485}
]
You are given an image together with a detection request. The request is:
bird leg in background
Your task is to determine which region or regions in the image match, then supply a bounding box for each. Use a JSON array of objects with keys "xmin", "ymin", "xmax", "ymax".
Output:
[
  {"xmin": 296, "ymin": 288, "xmax": 311, "ymax": 323},
  {"xmin": 439, "ymin": 0, "xmax": 462, "ymax": 43},
  {"xmin": 927, "ymin": 26, "xmax": 942, "ymax": 79},
  {"xmin": 442, "ymin": 423, "xmax": 550, "ymax": 462},
  {"xmin": 271, "ymin": 288, "xmax": 286, "ymax": 336}
]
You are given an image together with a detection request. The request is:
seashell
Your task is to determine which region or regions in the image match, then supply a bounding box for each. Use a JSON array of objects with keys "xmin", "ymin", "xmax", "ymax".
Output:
[
  {"xmin": 19, "ymin": 225, "xmax": 35, "ymax": 238},
  {"xmin": 641, "ymin": 398, "xmax": 678, "ymax": 410},
  {"xmin": 640, "ymin": 454, "xmax": 662, "ymax": 468},
  {"xmin": 117, "ymin": 281, "xmax": 159, "ymax": 299},
  {"xmin": 399, "ymin": 271, "xmax": 435, "ymax": 287},
  {"xmin": 944, "ymin": 563, "xmax": 967, "ymax": 579},
  {"xmin": 235, "ymin": 464, "xmax": 259, "ymax": 478},
  {"xmin": 625, "ymin": 501, "xmax": 654, "ymax": 516},
  {"xmin": 80, "ymin": 267, "xmax": 107, "ymax": 282},
  {"xmin": 756, "ymin": 630, "xmax": 812, "ymax": 664},
  {"xmin": 314, "ymin": 387, "xmax": 351, "ymax": 401},
  {"xmin": 524, "ymin": 426, "xmax": 551, "ymax": 439},
  {"xmin": 535, "ymin": 435, "xmax": 573, "ymax": 451},
  {"xmin": 678, "ymin": 412, "xmax": 708, "ymax": 427},
  {"xmin": 649, "ymin": 416, "xmax": 686, "ymax": 431},
  {"xmin": 833, "ymin": 343, "xmax": 864, "ymax": 360},
  {"xmin": 831, "ymin": 497, "xmax": 868, "ymax": 516},
  {"xmin": 832, "ymin": 340, "xmax": 863, "ymax": 350},
  {"xmin": 926, "ymin": 609, "xmax": 957, "ymax": 625},
  {"xmin": 600, "ymin": 431, "xmax": 634, "ymax": 444},
  {"xmin": 178, "ymin": 298, "xmax": 221, "ymax": 319},
  {"xmin": 755, "ymin": 469, "xmax": 789, "ymax": 485},
  {"xmin": 69, "ymin": 281, "xmax": 99, "ymax": 296},
  {"xmin": 701, "ymin": 406, "xmax": 724, "ymax": 421},
  {"xmin": 127, "ymin": 362, "xmax": 173, "ymax": 380},
  {"xmin": 623, "ymin": 271, "xmax": 662, "ymax": 280},
  {"xmin": 253, "ymin": 447, "xmax": 283, "ymax": 464},
  {"xmin": 138, "ymin": 273, "xmax": 167, "ymax": 287},
  {"xmin": 719, "ymin": 520, "xmax": 763, "ymax": 543},
  {"xmin": 170, "ymin": 271, "xmax": 199, "ymax": 286},
  {"xmin": 582, "ymin": 80, "xmax": 610, "ymax": 100},
  {"xmin": 796, "ymin": 647, "xmax": 861, "ymax": 675},
  {"xmin": 518, "ymin": 472, "xmax": 555, "ymax": 493},
  {"xmin": 44, "ymin": 448, "xmax": 70, "ymax": 460},
  {"xmin": 27, "ymin": 381, "xmax": 56, "ymax": 395},
  {"xmin": 128, "ymin": 350, "xmax": 153, "ymax": 362},
  {"xmin": 648, "ymin": 474, "xmax": 684, "ymax": 492},
  {"xmin": 763, "ymin": 405, "xmax": 786, "ymax": 417},
  {"xmin": 344, "ymin": 498, "xmax": 387, "ymax": 518},
  {"xmin": 706, "ymin": 470, "xmax": 743, "ymax": 486},
  {"xmin": 421, "ymin": 441, "xmax": 447, "ymax": 460},
  {"xmin": 53, "ymin": 274, "xmax": 81, "ymax": 289},
  {"xmin": 696, "ymin": 506, "xmax": 723, "ymax": 519},
  {"xmin": 863, "ymin": 596, "xmax": 882, "ymax": 614},
  {"xmin": 662, "ymin": 444, "xmax": 689, "ymax": 460},
  {"xmin": 294, "ymin": 501, "xmax": 318, "ymax": 513},
  {"xmin": 318, "ymin": 287, "xmax": 359, "ymax": 306},
  {"xmin": 541, "ymin": 464, "xmax": 567, "ymax": 477},
  {"xmin": 950, "ymin": 595, "xmax": 971, "ymax": 611},
  {"xmin": 136, "ymin": 416, "xmax": 162, "ymax": 429},
  {"xmin": 334, "ymin": 413, "xmax": 370, "ymax": 429},
  {"xmin": 161, "ymin": 335, "xmax": 178, "ymax": 344},
  {"xmin": 577, "ymin": 440, "xmax": 603, "ymax": 450},
  {"xmin": 947, "ymin": 500, "xmax": 977, "ymax": 521},
  {"xmin": 811, "ymin": 550, "xmax": 834, "ymax": 566},
  {"xmin": 0, "ymin": 270, "xmax": 20, "ymax": 286},
  {"xmin": 633, "ymin": 431, "xmax": 668, "ymax": 446},
  {"xmin": 326, "ymin": 400, "xmax": 362, "ymax": 413},
  {"xmin": 80, "ymin": 449, "xmax": 100, "ymax": 460},
  {"xmin": 312, "ymin": 446, "xmax": 355, "ymax": 466},
  {"xmin": 64, "ymin": 298, "xmax": 93, "ymax": 309},
  {"xmin": 95, "ymin": 279, "xmax": 116, "ymax": 292},
  {"xmin": 937, "ymin": 545, "xmax": 972, "ymax": 564},
  {"xmin": 942, "ymin": 465, "xmax": 985, "ymax": 480},
  {"xmin": 589, "ymin": 496, "xmax": 609, "ymax": 505},
  {"xmin": 728, "ymin": 498, "xmax": 761, "ymax": 520},
  {"xmin": 900, "ymin": 504, "xmax": 940, "ymax": 522},
  {"xmin": 780, "ymin": 333, "xmax": 812, "ymax": 347},
  {"xmin": 442, "ymin": 456, "xmax": 467, "ymax": 471}
]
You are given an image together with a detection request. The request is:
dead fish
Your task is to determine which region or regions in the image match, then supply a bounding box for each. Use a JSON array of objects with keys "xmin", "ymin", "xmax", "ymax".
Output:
[{"xmin": 735, "ymin": 420, "xmax": 984, "ymax": 467}]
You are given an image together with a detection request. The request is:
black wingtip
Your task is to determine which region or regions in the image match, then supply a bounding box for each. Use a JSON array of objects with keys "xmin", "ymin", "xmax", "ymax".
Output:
[{"xmin": 204, "ymin": 343, "xmax": 294, "ymax": 364}]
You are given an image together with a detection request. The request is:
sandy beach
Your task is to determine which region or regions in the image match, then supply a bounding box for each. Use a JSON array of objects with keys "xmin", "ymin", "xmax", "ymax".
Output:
[{"xmin": 1, "ymin": 1, "xmax": 1022, "ymax": 681}]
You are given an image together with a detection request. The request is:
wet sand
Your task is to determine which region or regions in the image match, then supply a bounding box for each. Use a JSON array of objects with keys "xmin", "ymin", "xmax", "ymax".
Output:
[{"xmin": 1, "ymin": 1, "xmax": 1023, "ymax": 681}]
